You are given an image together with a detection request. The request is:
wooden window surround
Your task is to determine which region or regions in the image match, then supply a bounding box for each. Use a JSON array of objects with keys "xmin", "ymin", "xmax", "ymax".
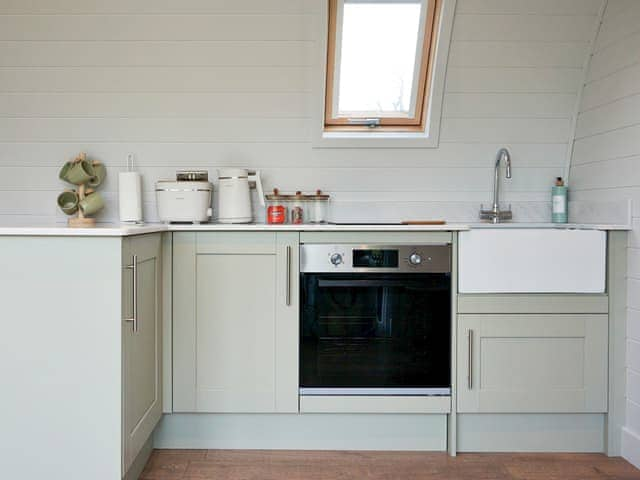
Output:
[{"xmin": 324, "ymin": 0, "xmax": 441, "ymax": 133}]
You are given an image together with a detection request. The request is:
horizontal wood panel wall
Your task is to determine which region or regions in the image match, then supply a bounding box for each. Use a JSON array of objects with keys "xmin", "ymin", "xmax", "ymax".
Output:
[
  {"xmin": 0, "ymin": 0, "xmax": 602, "ymax": 224},
  {"xmin": 568, "ymin": 0, "xmax": 640, "ymax": 468}
]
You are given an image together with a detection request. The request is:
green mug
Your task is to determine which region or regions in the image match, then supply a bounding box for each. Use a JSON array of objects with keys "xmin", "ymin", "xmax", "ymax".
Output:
[
  {"xmin": 58, "ymin": 161, "xmax": 74, "ymax": 182},
  {"xmin": 79, "ymin": 191, "xmax": 105, "ymax": 216},
  {"xmin": 64, "ymin": 160, "xmax": 95, "ymax": 185},
  {"xmin": 57, "ymin": 190, "xmax": 79, "ymax": 215},
  {"xmin": 87, "ymin": 162, "xmax": 107, "ymax": 188}
]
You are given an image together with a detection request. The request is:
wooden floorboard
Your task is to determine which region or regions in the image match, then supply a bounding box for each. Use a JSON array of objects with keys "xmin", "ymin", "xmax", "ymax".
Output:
[{"xmin": 140, "ymin": 450, "xmax": 640, "ymax": 480}]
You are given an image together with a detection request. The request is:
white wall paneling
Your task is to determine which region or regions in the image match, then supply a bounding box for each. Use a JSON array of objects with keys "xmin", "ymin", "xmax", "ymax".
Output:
[
  {"xmin": 0, "ymin": 0, "xmax": 603, "ymax": 224},
  {"xmin": 0, "ymin": 16, "xmax": 315, "ymax": 41},
  {"xmin": 0, "ymin": 1, "xmax": 321, "ymax": 15},
  {"xmin": 568, "ymin": 0, "xmax": 640, "ymax": 468}
]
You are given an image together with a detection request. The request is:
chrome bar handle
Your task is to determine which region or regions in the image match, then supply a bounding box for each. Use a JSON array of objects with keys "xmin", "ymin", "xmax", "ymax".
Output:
[
  {"xmin": 468, "ymin": 329, "xmax": 473, "ymax": 389},
  {"xmin": 286, "ymin": 246, "xmax": 292, "ymax": 306},
  {"xmin": 125, "ymin": 255, "xmax": 138, "ymax": 333},
  {"xmin": 347, "ymin": 118, "xmax": 381, "ymax": 128}
]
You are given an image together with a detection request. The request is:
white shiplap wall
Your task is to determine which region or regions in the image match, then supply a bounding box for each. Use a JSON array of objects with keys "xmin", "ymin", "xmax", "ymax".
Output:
[
  {"xmin": 569, "ymin": 0, "xmax": 640, "ymax": 468},
  {"xmin": 0, "ymin": 0, "xmax": 602, "ymax": 224}
]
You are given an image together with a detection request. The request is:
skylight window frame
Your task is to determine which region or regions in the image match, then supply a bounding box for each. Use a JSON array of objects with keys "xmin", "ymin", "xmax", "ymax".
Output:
[{"xmin": 324, "ymin": 0, "xmax": 441, "ymax": 132}]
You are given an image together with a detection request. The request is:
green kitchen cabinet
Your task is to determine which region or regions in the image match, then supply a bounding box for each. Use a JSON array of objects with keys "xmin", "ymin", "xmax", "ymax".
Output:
[
  {"xmin": 172, "ymin": 232, "xmax": 299, "ymax": 413},
  {"xmin": 457, "ymin": 313, "xmax": 608, "ymax": 413},
  {"xmin": 122, "ymin": 234, "xmax": 163, "ymax": 475},
  {"xmin": 0, "ymin": 233, "xmax": 163, "ymax": 480}
]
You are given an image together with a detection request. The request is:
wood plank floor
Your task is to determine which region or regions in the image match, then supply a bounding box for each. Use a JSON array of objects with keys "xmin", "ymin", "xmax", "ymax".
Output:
[{"xmin": 140, "ymin": 450, "xmax": 640, "ymax": 480}]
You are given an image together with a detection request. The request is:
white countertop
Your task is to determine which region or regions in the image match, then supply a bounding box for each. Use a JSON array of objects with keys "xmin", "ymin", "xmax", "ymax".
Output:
[
  {"xmin": 0, "ymin": 222, "xmax": 468, "ymax": 236},
  {"xmin": 0, "ymin": 223, "xmax": 168, "ymax": 237},
  {"xmin": 0, "ymin": 221, "xmax": 630, "ymax": 237},
  {"xmin": 466, "ymin": 222, "xmax": 631, "ymax": 231},
  {"xmin": 169, "ymin": 222, "xmax": 470, "ymax": 232}
]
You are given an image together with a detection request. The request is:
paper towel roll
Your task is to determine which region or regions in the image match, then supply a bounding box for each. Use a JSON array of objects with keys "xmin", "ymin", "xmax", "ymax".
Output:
[{"xmin": 119, "ymin": 171, "xmax": 143, "ymax": 223}]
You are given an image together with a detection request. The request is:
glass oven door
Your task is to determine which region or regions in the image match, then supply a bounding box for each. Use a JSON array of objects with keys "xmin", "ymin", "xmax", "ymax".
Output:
[{"xmin": 300, "ymin": 272, "xmax": 451, "ymax": 395}]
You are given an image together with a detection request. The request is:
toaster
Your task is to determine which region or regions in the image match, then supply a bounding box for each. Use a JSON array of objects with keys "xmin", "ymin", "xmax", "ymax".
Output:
[{"xmin": 156, "ymin": 179, "xmax": 213, "ymax": 224}]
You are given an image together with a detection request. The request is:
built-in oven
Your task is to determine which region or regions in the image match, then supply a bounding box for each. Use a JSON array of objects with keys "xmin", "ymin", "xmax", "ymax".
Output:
[{"xmin": 300, "ymin": 243, "xmax": 451, "ymax": 396}]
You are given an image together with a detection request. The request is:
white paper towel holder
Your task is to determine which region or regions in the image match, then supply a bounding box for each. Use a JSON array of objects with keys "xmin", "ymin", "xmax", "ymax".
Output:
[{"xmin": 119, "ymin": 153, "xmax": 144, "ymax": 224}]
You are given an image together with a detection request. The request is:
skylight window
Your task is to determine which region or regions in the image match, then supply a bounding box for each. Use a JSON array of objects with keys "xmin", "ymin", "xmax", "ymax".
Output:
[{"xmin": 325, "ymin": 0, "xmax": 440, "ymax": 131}]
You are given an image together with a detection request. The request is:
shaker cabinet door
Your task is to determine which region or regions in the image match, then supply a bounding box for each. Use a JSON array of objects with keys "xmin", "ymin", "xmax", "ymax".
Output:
[
  {"xmin": 172, "ymin": 232, "xmax": 299, "ymax": 413},
  {"xmin": 122, "ymin": 234, "xmax": 163, "ymax": 474},
  {"xmin": 457, "ymin": 314, "xmax": 608, "ymax": 413},
  {"xmin": 196, "ymin": 251, "xmax": 277, "ymax": 411}
]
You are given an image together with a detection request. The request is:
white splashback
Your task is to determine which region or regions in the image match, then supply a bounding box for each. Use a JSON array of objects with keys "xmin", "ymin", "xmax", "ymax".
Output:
[{"xmin": 0, "ymin": 0, "xmax": 604, "ymax": 224}]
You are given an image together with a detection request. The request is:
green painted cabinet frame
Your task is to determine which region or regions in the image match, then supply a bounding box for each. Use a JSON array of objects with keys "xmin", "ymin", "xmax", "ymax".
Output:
[
  {"xmin": 457, "ymin": 313, "xmax": 608, "ymax": 413},
  {"xmin": 172, "ymin": 232, "xmax": 299, "ymax": 413},
  {"xmin": 122, "ymin": 234, "xmax": 163, "ymax": 475}
]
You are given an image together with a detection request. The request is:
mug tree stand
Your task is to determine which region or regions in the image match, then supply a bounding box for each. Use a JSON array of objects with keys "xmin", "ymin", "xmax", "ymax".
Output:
[{"xmin": 68, "ymin": 184, "xmax": 96, "ymax": 228}]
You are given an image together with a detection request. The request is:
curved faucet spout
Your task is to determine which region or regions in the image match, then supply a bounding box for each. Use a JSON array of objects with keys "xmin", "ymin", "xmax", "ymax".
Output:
[
  {"xmin": 480, "ymin": 148, "xmax": 513, "ymax": 223},
  {"xmin": 496, "ymin": 148, "xmax": 512, "ymax": 179}
]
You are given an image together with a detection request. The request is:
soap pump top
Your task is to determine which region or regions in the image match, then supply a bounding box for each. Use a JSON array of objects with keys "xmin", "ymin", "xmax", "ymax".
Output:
[{"xmin": 555, "ymin": 177, "xmax": 565, "ymax": 187}]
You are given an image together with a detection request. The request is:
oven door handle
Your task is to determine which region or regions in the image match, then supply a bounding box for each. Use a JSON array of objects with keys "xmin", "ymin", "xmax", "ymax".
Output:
[
  {"xmin": 468, "ymin": 329, "xmax": 473, "ymax": 390},
  {"xmin": 286, "ymin": 245, "xmax": 291, "ymax": 306},
  {"xmin": 317, "ymin": 279, "xmax": 415, "ymax": 288}
]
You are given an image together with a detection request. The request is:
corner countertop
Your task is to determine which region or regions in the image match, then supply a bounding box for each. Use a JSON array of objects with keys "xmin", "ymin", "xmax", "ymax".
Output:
[
  {"xmin": 0, "ymin": 222, "xmax": 469, "ymax": 237},
  {"xmin": 0, "ymin": 223, "xmax": 168, "ymax": 237},
  {"xmin": 0, "ymin": 221, "xmax": 631, "ymax": 237}
]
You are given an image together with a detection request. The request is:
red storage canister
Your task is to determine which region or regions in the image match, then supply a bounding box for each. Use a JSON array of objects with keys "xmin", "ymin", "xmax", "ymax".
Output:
[{"xmin": 265, "ymin": 188, "xmax": 289, "ymax": 224}]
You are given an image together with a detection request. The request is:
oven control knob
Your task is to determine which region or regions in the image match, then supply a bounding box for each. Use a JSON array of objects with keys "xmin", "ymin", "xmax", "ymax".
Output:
[
  {"xmin": 330, "ymin": 253, "xmax": 343, "ymax": 266},
  {"xmin": 409, "ymin": 253, "xmax": 422, "ymax": 265}
]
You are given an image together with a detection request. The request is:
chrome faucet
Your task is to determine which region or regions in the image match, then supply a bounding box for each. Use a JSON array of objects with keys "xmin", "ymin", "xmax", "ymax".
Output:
[{"xmin": 480, "ymin": 148, "xmax": 513, "ymax": 223}]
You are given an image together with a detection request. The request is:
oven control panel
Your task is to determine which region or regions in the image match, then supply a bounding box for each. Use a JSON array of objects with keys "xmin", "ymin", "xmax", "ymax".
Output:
[{"xmin": 300, "ymin": 244, "xmax": 451, "ymax": 273}]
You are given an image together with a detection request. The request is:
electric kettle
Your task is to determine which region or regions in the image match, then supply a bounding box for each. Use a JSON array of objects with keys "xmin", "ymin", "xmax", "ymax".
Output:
[{"xmin": 216, "ymin": 168, "xmax": 265, "ymax": 223}]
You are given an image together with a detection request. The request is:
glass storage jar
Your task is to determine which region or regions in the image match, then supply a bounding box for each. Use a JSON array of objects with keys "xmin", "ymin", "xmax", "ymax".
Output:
[
  {"xmin": 290, "ymin": 191, "xmax": 307, "ymax": 224},
  {"xmin": 307, "ymin": 190, "xmax": 330, "ymax": 224}
]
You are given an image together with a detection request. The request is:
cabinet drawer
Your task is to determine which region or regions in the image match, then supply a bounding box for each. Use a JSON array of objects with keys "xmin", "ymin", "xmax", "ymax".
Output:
[
  {"xmin": 300, "ymin": 395, "xmax": 450, "ymax": 414},
  {"xmin": 458, "ymin": 294, "xmax": 608, "ymax": 314},
  {"xmin": 457, "ymin": 314, "xmax": 608, "ymax": 413}
]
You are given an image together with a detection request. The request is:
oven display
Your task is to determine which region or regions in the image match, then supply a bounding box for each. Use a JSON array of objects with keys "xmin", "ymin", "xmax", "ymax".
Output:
[{"xmin": 352, "ymin": 249, "xmax": 399, "ymax": 268}]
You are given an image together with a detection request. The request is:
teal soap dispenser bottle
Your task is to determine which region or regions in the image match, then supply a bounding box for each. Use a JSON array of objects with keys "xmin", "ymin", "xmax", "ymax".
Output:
[{"xmin": 552, "ymin": 177, "xmax": 568, "ymax": 223}]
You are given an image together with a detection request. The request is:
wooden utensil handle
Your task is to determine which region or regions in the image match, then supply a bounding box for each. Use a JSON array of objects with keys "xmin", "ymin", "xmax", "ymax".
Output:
[{"xmin": 401, "ymin": 220, "xmax": 446, "ymax": 225}]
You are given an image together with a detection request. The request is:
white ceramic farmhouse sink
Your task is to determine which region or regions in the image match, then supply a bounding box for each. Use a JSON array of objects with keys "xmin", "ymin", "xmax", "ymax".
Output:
[{"xmin": 458, "ymin": 228, "xmax": 606, "ymax": 293}]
